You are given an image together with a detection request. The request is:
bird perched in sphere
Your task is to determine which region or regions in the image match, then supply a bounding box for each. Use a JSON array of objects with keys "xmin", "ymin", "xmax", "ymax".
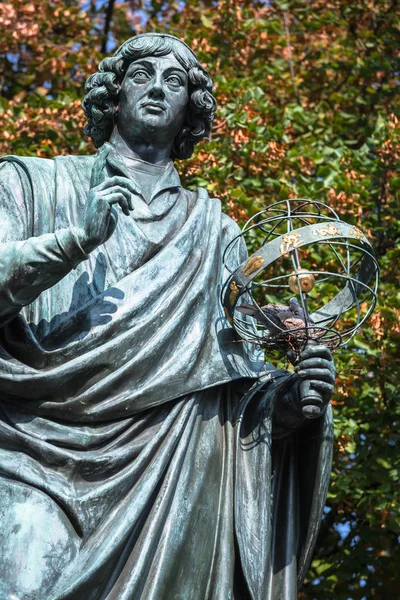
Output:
[{"xmin": 237, "ymin": 297, "xmax": 313, "ymax": 336}]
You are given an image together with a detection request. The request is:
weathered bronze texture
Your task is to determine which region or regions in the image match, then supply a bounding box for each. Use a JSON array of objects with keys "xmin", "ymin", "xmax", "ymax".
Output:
[{"xmin": 0, "ymin": 34, "xmax": 335, "ymax": 599}]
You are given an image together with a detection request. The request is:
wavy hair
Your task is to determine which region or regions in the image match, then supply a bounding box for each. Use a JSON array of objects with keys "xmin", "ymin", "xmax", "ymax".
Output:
[{"xmin": 82, "ymin": 34, "xmax": 217, "ymax": 160}]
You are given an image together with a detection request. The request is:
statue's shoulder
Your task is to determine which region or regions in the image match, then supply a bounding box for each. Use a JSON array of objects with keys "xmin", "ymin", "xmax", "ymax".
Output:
[
  {"xmin": 0, "ymin": 153, "xmax": 96, "ymax": 181},
  {"xmin": 0, "ymin": 155, "xmax": 56, "ymax": 200},
  {"xmin": 0, "ymin": 154, "xmax": 54, "ymax": 176},
  {"xmin": 0, "ymin": 154, "xmax": 96, "ymax": 210},
  {"xmin": 0, "ymin": 155, "xmax": 53, "ymax": 166}
]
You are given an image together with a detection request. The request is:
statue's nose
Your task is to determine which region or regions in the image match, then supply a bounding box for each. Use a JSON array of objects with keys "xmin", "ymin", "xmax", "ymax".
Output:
[{"xmin": 148, "ymin": 83, "xmax": 165, "ymax": 100}]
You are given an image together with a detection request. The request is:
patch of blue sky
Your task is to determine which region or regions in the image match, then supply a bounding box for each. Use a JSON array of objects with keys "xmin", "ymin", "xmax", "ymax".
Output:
[
  {"xmin": 71, "ymin": 42, "xmax": 82, "ymax": 53},
  {"xmin": 335, "ymin": 520, "xmax": 351, "ymax": 540},
  {"xmin": 80, "ymin": 0, "xmax": 109, "ymax": 10},
  {"xmin": 6, "ymin": 53, "xmax": 21, "ymax": 72},
  {"xmin": 6, "ymin": 53, "xmax": 19, "ymax": 66},
  {"xmin": 106, "ymin": 30, "xmax": 117, "ymax": 53},
  {"xmin": 134, "ymin": 9, "xmax": 149, "ymax": 28}
]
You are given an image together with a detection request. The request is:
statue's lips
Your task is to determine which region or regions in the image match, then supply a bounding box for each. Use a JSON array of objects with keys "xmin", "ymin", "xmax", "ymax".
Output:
[{"xmin": 141, "ymin": 102, "xmax": 166, "ymax": 112}]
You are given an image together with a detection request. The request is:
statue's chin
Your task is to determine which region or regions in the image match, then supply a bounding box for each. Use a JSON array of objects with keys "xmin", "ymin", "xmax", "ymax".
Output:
[
  {"xmin": 141, "ymin": 114, "xmax": 167, "ymax": 129},
  {"xmin": 123, "ymin": 111, "xmax": 167, "ymax": 136},
  {"xmin": 117, "ymin": 109, "xmax": 180, "ymax": 149}
]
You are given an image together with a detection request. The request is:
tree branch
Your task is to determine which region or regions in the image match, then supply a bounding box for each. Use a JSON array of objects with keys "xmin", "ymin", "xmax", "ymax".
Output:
[
  {"xmin": 283, "ymin": 11, "xmax": 301, "ymax": 105},
  {"xmin": 101, "ymin": 0, "xmax": 116, "ymax": 54}
]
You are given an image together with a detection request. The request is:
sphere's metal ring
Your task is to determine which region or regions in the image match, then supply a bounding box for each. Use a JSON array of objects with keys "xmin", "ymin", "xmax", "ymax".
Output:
[{"xmin": 222, "ymin": 206, "xmax": 379, "ymax": 351}]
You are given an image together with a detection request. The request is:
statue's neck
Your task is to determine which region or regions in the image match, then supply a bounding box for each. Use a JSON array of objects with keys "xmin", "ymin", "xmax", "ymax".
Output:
[{"xmin": 108, "ymin": 126, "xmax": 172, "ymax": 166}]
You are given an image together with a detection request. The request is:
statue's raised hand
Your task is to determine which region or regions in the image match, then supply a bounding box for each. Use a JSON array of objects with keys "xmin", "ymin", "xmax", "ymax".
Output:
[
  {"xmin": 294, "ymin": 344, "xmax": 336, "ymax": 418},
  {"xmin": 77, "ymin": 176, "xmax": 136, "ymax": 254}
]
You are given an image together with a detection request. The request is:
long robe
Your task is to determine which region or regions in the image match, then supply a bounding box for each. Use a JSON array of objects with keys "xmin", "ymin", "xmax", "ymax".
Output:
[{"xmin": 0, "ymin": 149, "xmax": 333, "ymax": 600}]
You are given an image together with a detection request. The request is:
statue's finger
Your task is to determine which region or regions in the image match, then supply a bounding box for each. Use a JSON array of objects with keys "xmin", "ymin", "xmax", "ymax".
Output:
[
  {"xmin": 96, "ymin": 176, "xmax": 137, "ymax": 195},
  {"xmin": 98, "ymin": 186, "xmax": 134, "ymax": 211},
  {"xmin": 309, "ymin": 380, "xmax": 334, "ymax": 395},
  {"xmin": 98, "ymin": 184, "xmax": 129, "ymax": 197},
  {"xmin": 295, "ymin": 358, "xmax": 335, "ymax": 373},
  {"xmin": 109, "ymin": 177, "xmax": 138, "ymax": 200},
  {"xmin": 300, "ymin": 345, "xmax": 333, "ymax": 362},
  {"xmin": 107, "ymin": 193, "xmax": 130, "ymax": 216},
  {"xmin": 297, "ymin": 367, "xmax": 335, "ymax": 383},
  {"xmin": 287, "ymin": 350, "xmax": 298, "ymax": 366}
]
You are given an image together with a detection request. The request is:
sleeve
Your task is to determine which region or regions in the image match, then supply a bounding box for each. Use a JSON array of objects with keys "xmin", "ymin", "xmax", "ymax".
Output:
[{"xmin": 0, "ymin": 161, "xmax": 88, "ymax": 326}]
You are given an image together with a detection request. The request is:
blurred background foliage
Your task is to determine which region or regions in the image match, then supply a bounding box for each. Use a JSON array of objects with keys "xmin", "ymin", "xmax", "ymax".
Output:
[{"xmin": 0, "ymin": 0, "xmax": 399, "ymax": 597}]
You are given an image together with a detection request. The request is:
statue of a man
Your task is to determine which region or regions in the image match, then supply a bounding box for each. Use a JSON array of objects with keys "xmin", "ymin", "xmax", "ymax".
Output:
[{"xmin": 0, "ymin": 33, "xmax": 335, "ymax": 600}]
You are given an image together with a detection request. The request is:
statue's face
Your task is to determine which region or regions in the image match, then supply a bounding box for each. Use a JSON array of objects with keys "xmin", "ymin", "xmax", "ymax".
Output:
[{"xmin": 117, "ymin": 53, "xmax": 189, "ymax": 146}]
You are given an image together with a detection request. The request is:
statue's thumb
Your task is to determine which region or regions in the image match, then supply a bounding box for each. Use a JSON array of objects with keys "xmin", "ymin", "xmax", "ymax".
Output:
[
  {"xmin": 287, "ymin": 350, "xmax": 298, "ymax": 366},
  {"xmin": 105, "ymin": 207, "xmax": 118, "ymax": 241}
]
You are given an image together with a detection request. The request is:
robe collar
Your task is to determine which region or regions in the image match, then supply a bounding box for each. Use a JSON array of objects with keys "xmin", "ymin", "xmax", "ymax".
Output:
[{"xmin": 103, "ymin": 143, "xmax": 181, "ymax": 204}]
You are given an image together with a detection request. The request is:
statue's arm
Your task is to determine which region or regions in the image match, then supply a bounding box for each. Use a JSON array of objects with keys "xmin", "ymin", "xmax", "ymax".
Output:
[
  {"xmin": 0, "ymin": 230, "xmax": 89, "ymax": 325},
  {"xmin": 0, "ymin": 162, "xmax": 135, "ymax": 326},
  {"xmin": 0, "ymin": 162, "xmax": 90, "ymax": 325}
]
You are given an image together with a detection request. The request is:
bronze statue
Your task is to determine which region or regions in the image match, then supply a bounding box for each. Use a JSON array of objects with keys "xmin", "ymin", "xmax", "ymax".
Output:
[{"xmin": 0, "ymin": 33, "xmax": 335, "ymax": 599}]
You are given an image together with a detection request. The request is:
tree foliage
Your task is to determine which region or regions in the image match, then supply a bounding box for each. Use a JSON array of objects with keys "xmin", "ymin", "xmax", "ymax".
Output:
[{"xmin": 1, "ymin": 1, "xmax": 399, "ymax": 597}]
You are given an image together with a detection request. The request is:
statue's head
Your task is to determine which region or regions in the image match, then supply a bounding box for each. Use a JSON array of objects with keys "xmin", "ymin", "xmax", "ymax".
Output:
[{"xmin": 83, "ymin": 33, "xmax": 216, "ymax": 160}]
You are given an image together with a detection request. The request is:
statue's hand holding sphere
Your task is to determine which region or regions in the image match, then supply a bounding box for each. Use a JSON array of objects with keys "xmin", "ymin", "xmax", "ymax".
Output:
[{"xmin": 294, "ymin": 344, "xmax": 336, "ymax": 414}]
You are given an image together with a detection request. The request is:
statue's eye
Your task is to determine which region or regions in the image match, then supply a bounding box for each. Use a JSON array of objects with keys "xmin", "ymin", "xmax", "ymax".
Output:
[
  {"xmin": 132, "ymin": 70, "xmax": 151, "ymax": 82},
  {"xmin": 166, "ymin": 75, "xmax": 182, "ymax": 86}
]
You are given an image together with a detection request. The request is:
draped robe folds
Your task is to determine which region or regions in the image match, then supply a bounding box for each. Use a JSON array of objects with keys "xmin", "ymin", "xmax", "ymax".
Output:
[{"xmin": 0, "ymin": 150, "xmax": 333, "ymax": 600}]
